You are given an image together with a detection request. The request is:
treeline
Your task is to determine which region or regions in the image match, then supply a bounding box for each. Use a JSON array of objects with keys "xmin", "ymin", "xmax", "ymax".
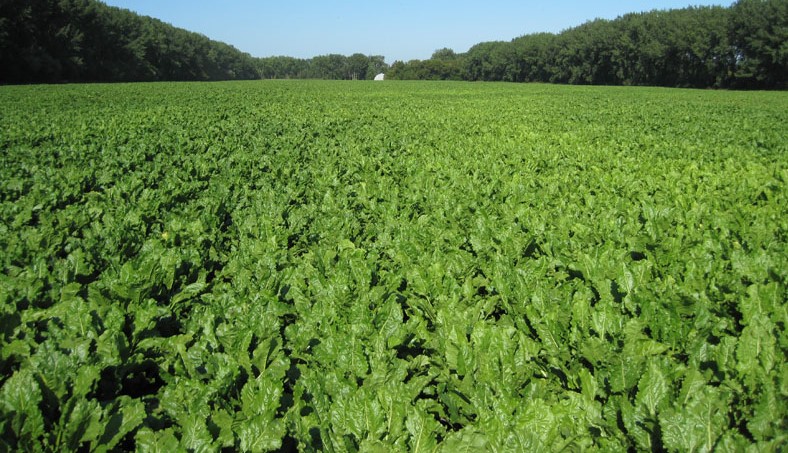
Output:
[
  {"xmin": 1, "ymin": 0, "xmax": 785, "ymax": 88},
  {"xmin": 258, "ymin": 54, "xmax": 387, "ymax": 80},
  {"xmin": 0, "ymin": 0, "xmax": 388, "ymax": 84},
  {"xmin": 390, "ymin": 1, "xmax": 787, "ymax": 89},
  {"xmin": 0, "ymin": 0, "xmax": 260, "ymax": 83}
]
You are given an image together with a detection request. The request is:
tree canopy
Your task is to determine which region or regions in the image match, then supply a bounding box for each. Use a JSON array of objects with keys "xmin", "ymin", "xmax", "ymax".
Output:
[
  {"xmin": 257, "ymin": 54, "xmax": 387, "ymax": 80},
  {"xmin": 390, "ymin": 1, "xmax": 787, "ymax": 89},
  {"xmin": 0, "ymin": 0, "xmax": 260, "ymax": 83},
  {"xmin": 1, "ymin": 0, "xmax": 785, "ymax": 88}
]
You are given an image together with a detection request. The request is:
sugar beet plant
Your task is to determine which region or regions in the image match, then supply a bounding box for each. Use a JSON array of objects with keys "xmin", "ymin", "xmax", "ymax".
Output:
[{"xmin": 0, "ymin": 81, "xmax": 786, "ymax": 451}]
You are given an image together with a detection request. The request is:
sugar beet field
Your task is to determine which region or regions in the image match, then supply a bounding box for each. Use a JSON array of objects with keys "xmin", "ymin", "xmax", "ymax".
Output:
[{"xmin": 1, "ymin": 81, "xmax": 786, "ymax": 451}]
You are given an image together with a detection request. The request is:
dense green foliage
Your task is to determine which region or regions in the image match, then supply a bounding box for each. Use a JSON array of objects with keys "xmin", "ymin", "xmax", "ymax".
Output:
[
  {"xmin": 0, "ymin": 0, "xmax": 260, "ymax": 83},
  {"xmin": 2, "ymin": 0, "xmax": 786, "ymax": 88},
  {"xmin": 258, "ymin": 54, "xmax": 388, "ymax": 81},
  {"xmin": 1, "ymin": 80, "xmax": 787, "ymax": 451},
  {"xmin": 389, "ymin": 0, "xmax": 787, "ymax": 89}
]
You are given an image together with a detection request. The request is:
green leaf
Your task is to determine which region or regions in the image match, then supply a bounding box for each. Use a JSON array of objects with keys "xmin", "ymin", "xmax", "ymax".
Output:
[
  {"xmin": 747, "ymin": 382, "xmax": 782, "ymax": 442},
  {"xmin": 406, "ymin": 403, "xmax": 442, "ymax": 453},
  {"xmin": 136, "ymin": 427, "xmax": 183, "ymax": 453},
  {"xmin": 736, "ymin": 314, "xmax": 776, "ymax": 377},
  {"xmin": 331, "ymin": 390, "xmax": 387, "ymax": 442},
  {"xmin": 179, "ymin": 413, "xmax": 214, "ymax": 453},
  {"xmin": 210, "ymin": 410, "xmax": 237, "ymax": 448},
  {"xmin": 578, "ymin": 367, "xmax": 598, "ymax": 402},
  {"xmin": 376, "ymin": 384, "xmax": 410, "ymax": 442},
  {"xmin": 677, "ymin": 368, "xmax": 706, "ymax": 407},
  {"xmin": 375, "ymin": 297, "xmax": 406, "ymax": 349},
  {"xmin": 240, "ymin": 377, "xmax": 282, "ymax": 419},
  {"xmin": 438, "ymin": 427, "xmax": 490, "ymax": 452},
  {"xmin": 96, "ymin": 330, "xmax": 130, "ymax": 366},
  {"xmin": 59, "ymin": 282, "xmax": 83, "ymax": 304},
  {"xmin": 60, "ymin": 398, "xmax": 104, "ymax": 450},
  {"xmin": 95, "ymin": 397, "xmax": 146, "ymax": 452},
  {"xmin": 510, "ymin": 397, "xmax": 558, "ymax": 450},
  {"xmin": 660, "ymin": 385, "xmax": 730, "ymax": 453},
  {"xmin": 619, "ymin": 397, "xmax": 653, "ymax": 451},
  {"xmin": 237, "ymin": 415, "xmax": 284, "ymax": 452},
  {"xmin": 171, "ymin": 282, "xmax": 207, "ymax": 305},
  {"xmin": 0, "ymin": 369, "xmax": 46, "ymax": 446},
  {"xmin": 608, "ymin": 354, "xmax": 642, "ymax": 394},
  {"xmin": 636, "ymin": 360, "xmax": 669, "ymax": 416}
]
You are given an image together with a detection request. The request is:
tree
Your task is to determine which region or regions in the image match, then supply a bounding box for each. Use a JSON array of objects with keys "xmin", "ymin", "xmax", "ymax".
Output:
[
  {"xmin": 366, "ymin": 55, "xmax": 387, "ymax": 79},
  {"xmin": 511, "ymin": 33, "xmax": 556, "ymax": 82},
  {"xmin": 347, "ymin": 53, "xmax": 369, "ymax": 80},
  {"xmin": 464, "ymin": 41, "xmax": 516, "ymax": 81},
  {"xmin": 0, "ymin": 0, "xmax": 260, "ymax": 83},
  {"xmin": 730, "ymin": 0, "xmax": 788, "ymax": 88},
  {"xmin": 431, "ymin": 48, "xmax": 458, "ymax": 61}
]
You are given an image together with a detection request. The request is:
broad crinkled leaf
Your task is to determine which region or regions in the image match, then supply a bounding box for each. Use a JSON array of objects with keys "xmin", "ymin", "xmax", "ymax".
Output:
[
  {"xmin": 406, "ymin": 404, "xmax": 441, "ymax": 453},
  {"xmin": 136, "ymin": 427, "xmax": 183, "ymax": 453},
  {"xmin": 0, "ymin": 369, "xmax": 46, "ymax": 446},
  {"xmin": 95, "ymin": 397, "xmax": 146, "ymax": 452},
  {"xmin": 171, "ymin": 282, "xmax": 207, "ymax": 305},
  {"xmin": 61, "ymin": 398, "xmax": 104, "ymax": 450},
  {"xmin": 736, "ymin": 313, "xmax": 776, "ymax": 377},
  {"xmin": 619, "ymin": 397, "xmax": 653, "ymax": 451},
  {"xmin": 438, "ymin": 427, "xmax": 490, "ymax": 452},
  {"xmin": 636, "ymin": 360, "xmax": 669, "ymax": 416},
  {"xmin": 578, "ymin": 367, "xmax": 598, "ymax": 402},
  {"xmin": 237, "ymin": 415, "xmax": 284, "ymax": 452},
  {"xmin": 747, "ymin": 383, "xmax": 782, "ymax": 442},
  {"xmin": 178, "ymin": 413, "xmax": 214, "ymax": 453},
  {"xmin": 660, "ymin": 385, "xmax": 730, "ymax": 453}
]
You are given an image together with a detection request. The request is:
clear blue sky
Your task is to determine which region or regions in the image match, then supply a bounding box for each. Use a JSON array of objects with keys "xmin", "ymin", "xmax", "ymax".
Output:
[{"xmin": 100, "ymin": 1, "xmax": 729, "ymax": 63}]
